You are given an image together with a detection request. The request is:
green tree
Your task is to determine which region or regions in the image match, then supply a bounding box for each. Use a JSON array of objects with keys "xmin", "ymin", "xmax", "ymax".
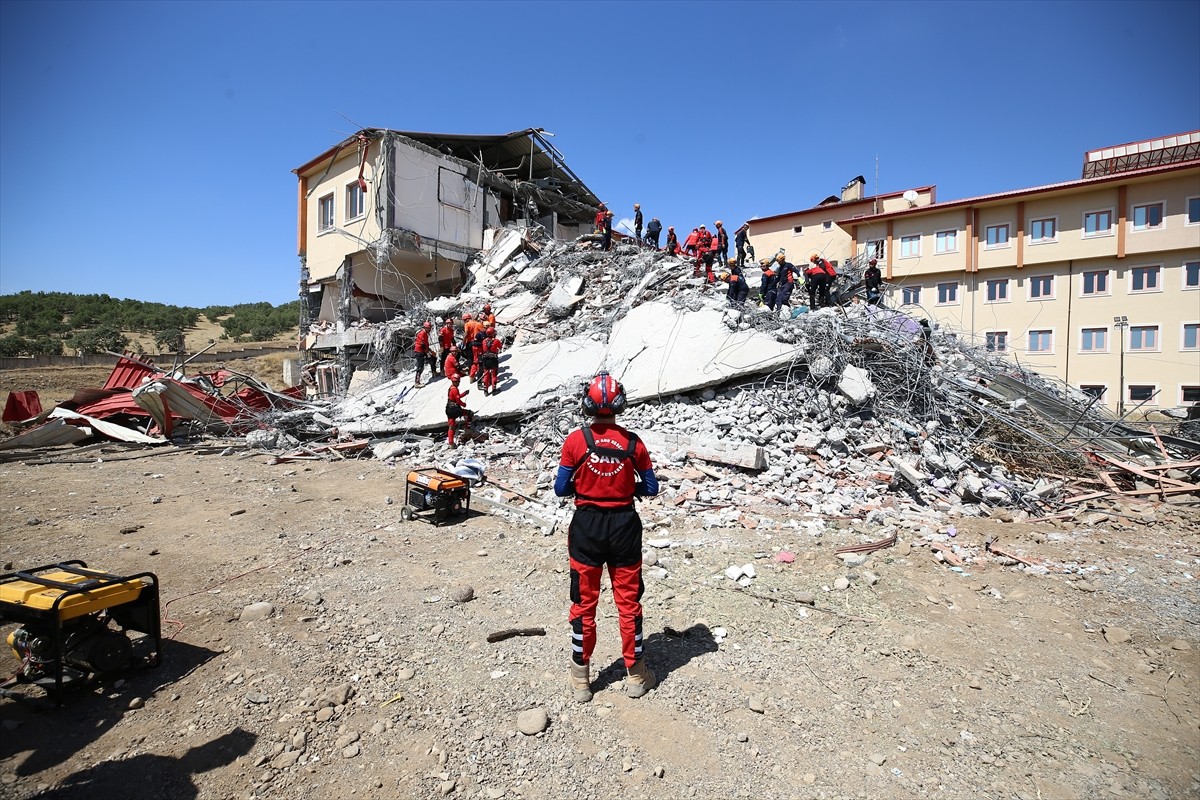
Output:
[
  {"xmin": 154, "ymin": 328, "xmax": 185, "ymax": 352},
  {"xmin": 68, "ymin": 325, "xmax": 129, "ymax": 355}
]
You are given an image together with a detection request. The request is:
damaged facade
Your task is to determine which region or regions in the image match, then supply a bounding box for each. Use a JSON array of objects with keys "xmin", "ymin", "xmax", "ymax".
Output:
[{"xmin": 292, "ymin": 128, "xmax": 601, "ymax": 387}]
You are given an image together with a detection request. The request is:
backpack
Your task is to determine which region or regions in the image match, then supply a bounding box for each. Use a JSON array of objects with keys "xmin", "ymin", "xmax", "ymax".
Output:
[{"xmin": 571, "ymin": 428, "xmax": 641, "ymax": 503}]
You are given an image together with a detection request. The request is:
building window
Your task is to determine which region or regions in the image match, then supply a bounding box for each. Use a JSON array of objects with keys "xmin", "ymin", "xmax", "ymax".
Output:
[
  {"xmin": 1029, "ymin": 275, "xmax": 1054, "ymax": 299},
  {"xmin": 1130, "ymin": 265, "xmax": 1161, "ymax": 293},
  {"xmin": 1080, "ymin": 327, "xmax": 1108, "ymax": 352},
  {"xmin": 1131, "ymin": 202, "xmax": 1164, "ymax": 231},
  {"xmin": 1128, "ymin": 385, "xmax": 1156, "ymax": 403},
  {"xmin": 866, "ymin": 239, "xmax": 885, "ymax": 260},
  {"xmin": 1027, "ymin": 330, "xmax": 1053, "ymax": 353},
  {"xmin": 1030, "ymin": 217, "xmax": 1057, "ymax": 243},
  {"xmin": 318, "ymin": 194, "xmax": 335, "ymax": 232},
  {"xmin": 986, "ymin": 279, "xmax": 1009, "ymax": 302},
  {"xmin": 900, "ymin": 235, "xmax": 921, "ymax": 258},
  {"xmin": 937, "ymin": 282, "xmax": 958, "ymax": 304},
  {"xmin": 1185, "ymin": 261, "xmax": 1200, "ymax": 289},
  {"xmin": 792, "ymin": 225, "xmax": 803, "ymax": 235},
  {"xmin": 1182, "ymin": 385, "xmax": 1200, "ymax": 404},
  {"xmin": 985, "ymin": 331, "xmax": 1008, "ymax": 352},
  {"xmin": 1188, "ymin": 197, "xmax": 1200, "ymax": 225},
  {"xmin": 901, "ymin": 286, "xmax": 921, "ymax": 305},
  {"xmin": 346, "ymin": 183, "xmax": 365, "ymax": 220},
  {"xmin": 1129, "ymin": 325, "xmax": 1159, "ymax": 351},
  {"xmin": 935, "ymin": 230, "xmax": 957, "ymax": 253},
  {"xmin": 822, "ymin": 220, "xmax": 833, "ymax": 231},
  {"xmin": 1081, "ymin": 270, "xmax": 1109, "ymax": 296},
  {"xmin": 1083, "ymin": 209, "xmax": 1113, "ymax": 237},
  {"xmin": 985, "ymin": 224, "xmax": 1010, "ymax": 248},
  {"xmin": 1080, "ymin": 385, "xmax": 1106, "ymax": 401},
  {"xmin": 1183, "ymin": 323, "xmax": 1199, "ymax": 351}
]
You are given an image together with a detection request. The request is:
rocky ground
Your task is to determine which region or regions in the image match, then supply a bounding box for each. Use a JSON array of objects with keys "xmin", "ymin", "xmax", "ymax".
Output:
[{"xmin": 1, "ymin": 436, "xmax": 1198, "ymax": 800}]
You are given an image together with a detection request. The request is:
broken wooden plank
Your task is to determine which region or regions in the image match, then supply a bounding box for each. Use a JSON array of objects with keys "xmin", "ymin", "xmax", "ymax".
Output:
[
  {"xmin": 928, "ymin": 542, "xmax": 963, "ymax": 566},
  {"xmin": 835, "ymin": 534, "xmax": 898, "ymax": 555},
  {"xmin": 486, "ymin": 627, "xmax": 546, "ymax": 643}
]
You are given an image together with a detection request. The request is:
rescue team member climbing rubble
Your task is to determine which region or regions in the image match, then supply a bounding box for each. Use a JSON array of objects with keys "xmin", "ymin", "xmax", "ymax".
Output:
[
  {"xmin": 438, "ymin": 317, "xmax": 455, "ymax": 375},
  {"xmin": 480, "ymin": 327, "xmax": 502, "ymax": 395},
  {"xmin": 443, "ymin": 344, "xmax": 461, "ymax": 382},
  {"xmin": 413, "ymin": 321, "xmax": 434, "ymax": 387},
  {"xmin": 555, "ymin": 372, "xmax": 659, "ymax": 702},
  {"xmin": 774, "ymin": 253, "xmax": 797, "ymax": 310},
  {"xmin": 864, "ymin": 258, "xmax": 884, "ymax": 306},
  {"xmin": 720, "ymin": 265, "xmax": 750, "ymax": 307},
  {"xmin": 664, "ymin": 226, "xmax": 679, "ymax": 255},
  {"xmin": 445, "ymin": 375, "xmax": 474, "ymax": 448}
]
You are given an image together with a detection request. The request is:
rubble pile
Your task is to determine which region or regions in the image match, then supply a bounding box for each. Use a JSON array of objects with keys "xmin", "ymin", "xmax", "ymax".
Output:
[{"xmin": 3, "ymin": 226, "xmax": 1198, "ymax": 529}]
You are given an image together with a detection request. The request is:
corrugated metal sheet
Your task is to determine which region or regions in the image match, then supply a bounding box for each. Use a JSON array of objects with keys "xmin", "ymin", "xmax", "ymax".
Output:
[{"xmin": 103, "ymin": 357, "xmax": 159, "ymax": 391}]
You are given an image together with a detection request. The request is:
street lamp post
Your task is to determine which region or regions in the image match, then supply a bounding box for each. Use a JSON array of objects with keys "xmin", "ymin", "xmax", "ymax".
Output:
[{"xmin": 1113, "ymin": 315, "xmax": 1128, "ymax": 417}]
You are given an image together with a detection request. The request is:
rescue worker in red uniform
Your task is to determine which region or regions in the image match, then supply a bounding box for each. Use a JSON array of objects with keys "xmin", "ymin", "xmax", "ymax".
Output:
[
  {"xmin": 555, "ymin": 372, "xmax": 659, "ymax": 702},
  {"xmin": 413, "ymin": 321, "xmax": 434, "ymax": 386},
  {"xmin": 445, "ymin": 375, "xmax": 474, "ymax": 448},
  {"xmin": 468, "ymin": 330, "xmax": 486, "ymax": 383},
  {"xmin": 694, "ymin": 225, "xmax": 715, "ymax": 281},
  {"xmin": 461, "ymin": 313, "xmax": 480, "ymax": 376},
  {"xmin": 479, "ymin": 303, "xmax": 496, "ymax": 327},
  {"xmin": 438, "ymin": 317, "xmax": 456, "ymax": 375},
  {"xmin": 683, "ymin": 227, "xmax": 699, "ymax": 257},
  {"xmin": 480, "ymin": 327, "xmax": 503, "ymax": 395},
  {"xmin": 443, "ymin": 344, "xmax": 461, "ymax": 382},
  {"xmin": 805, "ymin": 254, "xmax": 830, "ymax": 310},
  {"xmin": 594, "ymin": 202, "xmax": 607, "ymax": 232}
]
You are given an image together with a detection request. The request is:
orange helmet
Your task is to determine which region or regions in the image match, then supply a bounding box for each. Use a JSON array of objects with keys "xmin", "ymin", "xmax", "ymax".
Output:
[
  {"xmin": 809, "ymin": 253, "xmax": 820, "ymax": 262},
  {"xmin": 462, "ymin": 313, "xmax": 472, "ymax": 320}
]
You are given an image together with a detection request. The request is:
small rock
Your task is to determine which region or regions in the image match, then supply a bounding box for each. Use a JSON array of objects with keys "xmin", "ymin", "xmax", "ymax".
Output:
[
  {"xmin": 342, "ymin": 743, "xmax": 360, "ymax": 758},
  {"xmin": 968, "ymin": 678, "xmax": 983, "ymax": 690},
  {"xmin": 431, "ymin": 623, "xmax": 446, "ymax": 636},
  {"xmin": 794, "ymin": 591, "xmax": 816, "ymax": 606},
  {"xmin": 838, "ymin": 553, "xmax": 868, "ymax": 568},
  {"xmin": 128, "ymin": 697, "xmax": 145, "ymax": 710},
  {"xmin": 870, "ymin": 753, "xmax": 887, "ymax": 766},
  {"xmin": 1170, "ymin": 639, "xmax": 1191, "ymax": 651},
  {"xmin": 747, "ymin": 696, "xmax": 765, "ymax": 714},
  {"xmin": 736, "ymin": 732, "xmax": 749, "ymax": 743},
  {"xmin": 314, "ymin": 707, "xmax": 335, "ymax": 723},
  {"xmin": 334, "ymin": 732, "xmax": 360, "ymax": 749},
  {"xmin": 654, "ymin": 767, "xmax": 665, "ymax": 778},
  {"xmin": 1074, "ymin": 580, "xmax": 1097, "ymax": 593},
  {"xmin": 245, "ymin": 692, "xmax": 270, "ymax": 705},
  {"xmin": 517, "ymin": 707, "xmax": 549, "ymax": 736},
  {"xmin": 449, "ymin": 585, "xmax": 475, "ymax": 604},
  {"xmin": 861, "ymin": 570, "xmax": 880, "ymax": 587},
  {"xmin": 440, "ymin": 780, "xmax": 456, "ymax": 796},
  {"xmin": 240, "ymin": 602, "xmax": 275, "ymax": 623},
  {"xmin": 833, "ymin": 577, "xmax": 851, "ymax": 591},
  {"xmin": 399, "ymin": 667, "xmax": 416, "ymax": 680},
  {"xmin": 1103, "ymin": 627, "xmax": 1132, "ymax": 645}
]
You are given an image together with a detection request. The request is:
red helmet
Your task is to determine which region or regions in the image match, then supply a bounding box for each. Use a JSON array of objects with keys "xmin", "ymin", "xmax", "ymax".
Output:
[
  {"xmin": 462, "ymin": 313, "xmax": 472, "ymax": 320},
  {"xmin": 581, "ymin": 371, "xmax": 627, "ymax": 416},
  {"xmin": 486, "ymin": 327, "xmax": 496, "ymax": 338},
  {"xmin": 483, "ymin": 303, "xmax": 492, "ymax": 312},
  {"xmin": 423, "ymin": 321, "xmax": 432, "ymax": 329}
]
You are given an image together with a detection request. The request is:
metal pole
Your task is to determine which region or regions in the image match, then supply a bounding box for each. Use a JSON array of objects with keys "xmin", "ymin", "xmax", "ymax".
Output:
[{"xmin": 1118, "ymin": 334, "xmax": 1125, "ymax": 418}]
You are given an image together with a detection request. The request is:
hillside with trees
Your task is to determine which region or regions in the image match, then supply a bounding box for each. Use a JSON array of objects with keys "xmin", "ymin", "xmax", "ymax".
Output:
[{"xmin": 0, "ymin": 291, "xmax": 300, "ymax": 356}]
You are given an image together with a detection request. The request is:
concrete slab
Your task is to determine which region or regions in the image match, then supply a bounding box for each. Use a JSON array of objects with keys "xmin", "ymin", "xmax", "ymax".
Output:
[{"xmin": 607, "ymin": 301, "xmax": 799, "ymax": 402}]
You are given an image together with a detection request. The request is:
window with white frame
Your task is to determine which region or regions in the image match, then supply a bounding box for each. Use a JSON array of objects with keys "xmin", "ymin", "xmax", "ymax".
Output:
[
  {"xmin": 1130, "ymin": 265, "xmax": 1161, "ymax": 293},
  {"xmin": 346, "ymin": 183, "xmax": 365, "ymax": 220},
  {"xmin": 318, "ymin": 194, "xmax": 335, "ymax": 231},
  {"xmin": 1185, "ymin": 261, "xmax": 1200, "ymax": 289},
  {"xmin": 986, "ymin": 278, "xmax": 1009, "ymax": 302},
  {"xmin": 1183, "ymin": 322, "xmax": 1199, "ymax": 351},
  {"xmin": 1128, "ymin": 385, "xmax": 1156, "ymax": 403},
  {"xmin": 1083, "ymin": 209, "xmax": 1113, "ymax": 237},
  {"xmin": 1029, "ymin": 275, "xmax": 1054, "ymax": 299},
  {"xmin": 935, "ymin": 230, "xmax": 957, "ymax": 253},
  {"xmin": 822, "ymin": 220, "xmax": 833, "ymax": 231},
  {"xmin": 900, "ymin": 235, "xmax": 921, "ymax": 258},
  {"xmin": 937, "ymin": 282, "xmax": 958, "ymax": 304},
  {"xmin": 901, "ymin": 286, "xmax": 921, "ymax": 305},
  {"xmin": 1131, "ymin": 202, "xmax": 1164, "ymax": 231},
  {"xmin": 1030, "ymin": 217, "xmax": 1057, "ymax": 242},
  {"xmin": 1081, "ymin": 270, "xmax": 1109, "ymax": 296},
  {"xmin": 1080, "ymin": 327, "xmax": 1107, "ymax": 352},
  {"xmin": 985, "ymin": 331, "xmax": 1008, "ymax": 352},
  {"xmin": 1080, "ymin": 385, "xmax": 1106, "ymax": 401},
  {"xmin": 866, "ymin": 239, "xmax": 885, "ymax": 260},
  {"xmin": 985, "ymin": 224, "xmax": 1010, "ymax": 248},
  {"xmin": 1182, "ymin": 385, "xmax": 1200, "ymax": 405},
  {"xmin": 1188, "ymin": 197, "xmax": 1200, "ymax": 225},
  {"xmin": 1129, "ymin": 325, "xmax": 1159, "ymax": 351},
  {"xmin": 1027, "ymin": 330, "xmax": 1053, "ymax": 353}
]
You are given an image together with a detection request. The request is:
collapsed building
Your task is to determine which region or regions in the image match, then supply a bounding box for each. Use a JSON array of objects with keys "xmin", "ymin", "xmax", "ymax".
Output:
[{"xmin": 291, "ymin": 128, "xmax": 601, "ymax": 393}]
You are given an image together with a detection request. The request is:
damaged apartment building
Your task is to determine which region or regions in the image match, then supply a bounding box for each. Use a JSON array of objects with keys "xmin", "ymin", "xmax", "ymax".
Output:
[{"xmin": 292, "ymin": 128, "xmax": 601, "ymax": 391}]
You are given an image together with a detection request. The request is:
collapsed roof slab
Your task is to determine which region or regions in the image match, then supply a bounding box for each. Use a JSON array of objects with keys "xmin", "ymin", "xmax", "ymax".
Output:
[
  {"xmin": 336, "ymin": 300, "xmax": 803, "ymax": 435},
  {"xmin": 607, "ymin": 301, "xmax": 801, "ymax": 402}
]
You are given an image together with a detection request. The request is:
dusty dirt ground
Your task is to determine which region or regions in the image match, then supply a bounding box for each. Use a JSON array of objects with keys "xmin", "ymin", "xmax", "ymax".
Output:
[{"xmin": 1, "ymin": 367, "xmax": 1199, "ymax": 800}]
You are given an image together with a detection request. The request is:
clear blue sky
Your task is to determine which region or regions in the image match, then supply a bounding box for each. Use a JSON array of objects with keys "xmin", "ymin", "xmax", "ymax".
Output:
[{"xmin": 2, "ymin": 0, "xmax": 1197, "ymax": 308}]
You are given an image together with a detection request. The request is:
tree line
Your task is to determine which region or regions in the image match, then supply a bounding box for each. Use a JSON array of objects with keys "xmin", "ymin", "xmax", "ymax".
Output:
[{"xmin": 0, "ymin": 291, "xmax": 300, "ymax": 357}]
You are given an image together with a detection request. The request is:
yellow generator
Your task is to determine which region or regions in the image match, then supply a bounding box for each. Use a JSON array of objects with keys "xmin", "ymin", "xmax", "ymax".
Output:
[{"xmin": 0, "ymin": 561, "xmax": 160, "ymax": 704}]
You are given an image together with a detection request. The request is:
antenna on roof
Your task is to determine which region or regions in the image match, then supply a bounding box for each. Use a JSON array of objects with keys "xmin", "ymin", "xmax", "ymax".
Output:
[{"xmin": 902, "ymin": 190, "xmax": 918, "ymax": 207}]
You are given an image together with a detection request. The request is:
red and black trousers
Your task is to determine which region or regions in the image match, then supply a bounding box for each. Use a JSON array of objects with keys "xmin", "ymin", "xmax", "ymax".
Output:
[{"xmin": 568, "ymin": 503, "xmax": 644, "ymax": 669}]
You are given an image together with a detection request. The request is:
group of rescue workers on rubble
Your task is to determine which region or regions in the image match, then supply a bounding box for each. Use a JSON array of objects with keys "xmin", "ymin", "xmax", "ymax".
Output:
[{"xmin": 410, "ymin": 302, "xmax": 505, "ymax": 447}]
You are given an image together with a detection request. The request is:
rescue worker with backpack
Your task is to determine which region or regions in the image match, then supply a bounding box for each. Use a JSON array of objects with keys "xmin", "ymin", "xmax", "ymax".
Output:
[
  {"xmin": 808, "ymin": 253, "xmax": 837, "ymax": 309},
  {"xmin": 555, "ymin": 372, "xmax": 660, "ymax": 702},
  {"xmin": 479, "ymin": 327, "xmax": 502, "ymax": 395},
  {"xmin": 445, "ymin": 375, "xmax": 474, "ymax": 448},
  {"xmin": 805, "ymin": 254, "xmax": 830, "ymax": 309}
]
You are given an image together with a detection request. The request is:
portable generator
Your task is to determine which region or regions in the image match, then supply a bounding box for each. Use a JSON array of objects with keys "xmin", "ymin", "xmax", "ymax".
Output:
[
  {"xmin": 0, "ymin": 561, "xmax": 161, "ymax": 704},
  {"xmin": 400, "ymin": 468, "xmax": 471, "ymax": 525}
]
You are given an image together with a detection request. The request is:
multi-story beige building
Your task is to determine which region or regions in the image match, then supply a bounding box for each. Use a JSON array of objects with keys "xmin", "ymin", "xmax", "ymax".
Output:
[
  {"xmin": 836, "ymin": 132, "xmax": 1200, "ymax": 414},
  {"xmin": 746, "ymin": 177, "xmax": 936, "ymax": 268}
]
